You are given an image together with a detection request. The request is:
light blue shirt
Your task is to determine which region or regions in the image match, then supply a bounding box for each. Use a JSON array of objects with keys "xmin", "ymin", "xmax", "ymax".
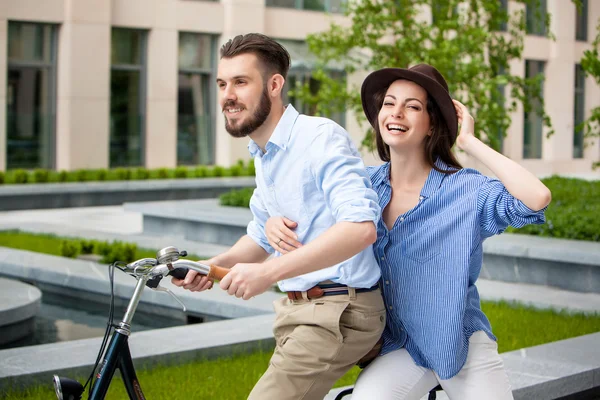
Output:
[
  {"xmin": 368, "ymin": 159, "xmax": 546, "ymax": 379},
  {"xmin": 246, "ymin": 105, "xmax": 381, "ymax": 292}
]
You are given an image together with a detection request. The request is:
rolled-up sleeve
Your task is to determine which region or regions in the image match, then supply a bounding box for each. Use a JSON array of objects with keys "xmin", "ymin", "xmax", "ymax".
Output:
[
  {"xmin": 310, "ymin": 124, "xmax": 380, "ymax": 224},
  {"xmin": 246, "ymin": 187, "xmax": 275, "ymax": 253},
  {"xmin": 477, "ymin": 178, "xmax": 546, "ymax": 236}
]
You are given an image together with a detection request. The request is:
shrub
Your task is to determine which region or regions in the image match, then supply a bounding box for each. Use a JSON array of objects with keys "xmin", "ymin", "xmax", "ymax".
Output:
[
  {"xmin": 156, "ymin": 168, "xmax": 170, "ymax": 179},
  {"xmin": 194, "ymin": 166, "xmax": 208, "ymax": 178},
  {"xmin": 213, "ymin": 166, "xmax": 224, "ymax": 177},
  {"xmin": 507, "ymin": 176, "xmax": 600, "ymax": 242},
  {"xmin": 247, "ymin": 159, "xmax": 255, "ymax": 176},
  {"xmin": 204, "ymin": 167, "xmax": 215, "ymax": 177},
  {"xmin": 33, "ymin": 169, "xmax": 49, "ymax": 183},
  {"xmin": 60, "ymin": 240, "xmax": 81, "ymax": 258},
  {"xmin": 0, "ymin": 171, "xmax": 4, "ymax": 184},
  {"xmin": 134, "ymin": 168, "xmax": 149, "ymax": 180},
  {"xmin": 101, "ymin": 241, "xmax": 138, "ymax": 263},
  {"xmin": 175, "ymin": 167, "xmax": 188, "ymax": 179},
  {"xmin": 95, "ymin": 240, "xmax": 112, "ymax": 257},
  {"xmin": 115, "ymin": 168, "xmax": 132, "ymax": 180},
  {"xmin": 80, "ymin": 239, "xmax": 95, "ymax": 254},
  {"xmin": 10, "ymin": 169, "xmax": 29, "ymax": 184},
  {"xmin": 219, "ymin": 187, "xmax": 254, "ymax": 208},
  {"xmin": 58, "ymin": 170, "xmax": 69, "ymax": 182},
  {"xmin": 73, "ymin": 169, "xmax": 88, "ymax": 182},
  {"xmin": 96, "ymin": 169, "xmax": 108, "ymax": 181},
  {"xmin": 229, "ymin": 165, "xmax": 242, "ymax": 177}
]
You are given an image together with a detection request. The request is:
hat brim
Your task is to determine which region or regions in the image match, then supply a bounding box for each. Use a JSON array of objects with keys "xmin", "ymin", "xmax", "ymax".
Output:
[{"xmin": 361, "ymin": 68, "xmax": 458, "ymax": 140}]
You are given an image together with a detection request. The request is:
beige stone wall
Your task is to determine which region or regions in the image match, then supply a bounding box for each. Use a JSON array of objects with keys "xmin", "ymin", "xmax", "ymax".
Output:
[{"xmin": 0, "ymin": 0, "xmax": 599, "ymax": 179}]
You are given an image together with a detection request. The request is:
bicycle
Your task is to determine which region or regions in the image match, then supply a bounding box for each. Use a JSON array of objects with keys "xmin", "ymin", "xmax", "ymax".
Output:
[{"xmin": 52, "ymin": 246, "xmax": 229, "ymax": 400}]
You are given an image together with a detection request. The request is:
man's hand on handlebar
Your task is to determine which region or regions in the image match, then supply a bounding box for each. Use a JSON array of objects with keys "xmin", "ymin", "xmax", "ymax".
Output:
[{"xmin": 171, "ymin": 260, "xmax": 214, "ymax": 292}]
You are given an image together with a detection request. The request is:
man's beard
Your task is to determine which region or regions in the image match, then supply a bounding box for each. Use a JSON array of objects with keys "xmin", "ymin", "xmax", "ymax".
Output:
[{"xmin": 224, "ymin": 86, "xmax": 272, "ymax": 138}]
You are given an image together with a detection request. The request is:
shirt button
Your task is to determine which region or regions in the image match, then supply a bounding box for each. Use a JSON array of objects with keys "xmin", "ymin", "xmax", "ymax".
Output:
[
  {"xmin": 388, "ymin": 305, "xmax": 393, "ymax": 310},
  {"xmin": 419, "ymin": 196, "xmax": 424, "ymax": 201},
  {"xmin": 380, "ymin": 256, "xmax": 385, "ymax": 260},
  {"xmin": 399, "ymin": 217, "xmax": 404, "ymax": 222},
  {"xmin": 385, "ymin": 280, "xmax": 390, "ymax": 285}
]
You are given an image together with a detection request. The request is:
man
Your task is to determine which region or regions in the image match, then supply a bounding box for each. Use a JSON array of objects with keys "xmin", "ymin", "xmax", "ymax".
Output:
[{"xmin": 172, "ymin": 33, "xmax": 385, "ymax": 400}]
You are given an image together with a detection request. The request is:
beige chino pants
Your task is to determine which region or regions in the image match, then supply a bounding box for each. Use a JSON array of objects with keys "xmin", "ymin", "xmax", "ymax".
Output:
[{"xmin": 248, "ymin": 288, "xmax": 386, "ymax": 400}]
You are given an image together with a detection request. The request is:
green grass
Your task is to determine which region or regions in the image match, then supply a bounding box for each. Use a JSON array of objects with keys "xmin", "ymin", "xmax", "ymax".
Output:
[
  {"xmin": 0, "ymin": 230, "xmax": 203, "ymax": 261},
  {"xmin": 3, "ymin": 301, "xmax": 599, "ymax": 400}
]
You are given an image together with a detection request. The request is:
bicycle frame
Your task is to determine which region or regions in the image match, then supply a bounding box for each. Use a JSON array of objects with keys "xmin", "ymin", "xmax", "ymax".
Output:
[{"xmin": 89, "ymin": 277, "xmax": 149, "ymax": 400}]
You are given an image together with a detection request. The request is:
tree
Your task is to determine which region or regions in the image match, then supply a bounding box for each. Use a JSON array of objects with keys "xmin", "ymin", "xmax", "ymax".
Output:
[
  {"xmin": 292, "ymin": 0, "xmax": 552, "ymax": 152},
  {"xmin": 576, "ymin": 1, "xmax": 600, "ymax": 168}
]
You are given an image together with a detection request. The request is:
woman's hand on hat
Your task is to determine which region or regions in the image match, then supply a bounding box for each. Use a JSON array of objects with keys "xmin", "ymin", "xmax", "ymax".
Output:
[
  {"xmin": 453, "ymin": 99, "xmax": 476, "ymax": 151},
  {"xmin": 265, "ymin": 216, "xmax": 303, "ymax": 254}
]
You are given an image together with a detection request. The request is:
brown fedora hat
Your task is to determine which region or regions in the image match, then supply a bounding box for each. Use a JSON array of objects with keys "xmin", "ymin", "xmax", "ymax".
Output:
[{"xmin": 361, "ymin": 64, "xmax": 458, "ymax": 140}]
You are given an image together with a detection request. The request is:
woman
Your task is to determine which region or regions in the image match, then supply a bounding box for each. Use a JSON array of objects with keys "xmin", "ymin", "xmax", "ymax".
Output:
[{"xmin": 265, "ymin": 64, "xmax": 551, "ymax": 399}]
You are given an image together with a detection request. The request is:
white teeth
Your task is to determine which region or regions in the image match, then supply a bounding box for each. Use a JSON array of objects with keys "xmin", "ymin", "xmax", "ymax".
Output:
[
  {"xmin": 387, "ymin": 124, "xmax": 408, "ymax": 132},
  {"xmin": 227, "ymin": 108, "xmax": 242, "ymax": 113}
]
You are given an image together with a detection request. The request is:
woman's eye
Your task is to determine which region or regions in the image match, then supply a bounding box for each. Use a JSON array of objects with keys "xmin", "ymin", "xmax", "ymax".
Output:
[{"xmin": 383, "ymin": 101, "xmax": 394, "ymax": 106}]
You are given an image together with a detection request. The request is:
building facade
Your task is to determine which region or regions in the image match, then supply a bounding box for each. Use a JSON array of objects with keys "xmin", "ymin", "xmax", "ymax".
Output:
[{"xmin": 1, "ymin": 0, "xmax": 599, "ymax": 178}]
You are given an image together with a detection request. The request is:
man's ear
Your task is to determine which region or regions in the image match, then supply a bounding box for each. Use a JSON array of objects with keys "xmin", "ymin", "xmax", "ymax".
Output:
[{"xmin": 269, "ymin": 74, "xmax": 286, "ymax": 98}]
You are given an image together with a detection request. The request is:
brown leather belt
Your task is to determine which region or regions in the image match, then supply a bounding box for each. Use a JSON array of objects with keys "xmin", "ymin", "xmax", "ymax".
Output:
[{"xmin": 286, "ymin": 283, "xmax": 379, "ymax": 301}]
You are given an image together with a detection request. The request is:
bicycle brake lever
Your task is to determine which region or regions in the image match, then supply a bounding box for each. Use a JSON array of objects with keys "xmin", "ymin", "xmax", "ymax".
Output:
[{"xmin": 153, "ymin": 285, "xmax": 187, "ymax": 313}]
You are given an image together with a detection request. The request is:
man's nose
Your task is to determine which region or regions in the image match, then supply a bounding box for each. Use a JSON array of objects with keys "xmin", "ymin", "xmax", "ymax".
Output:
[{"xmin": 223, "ymin": 85, "xmax": 237, "ymax": 102}]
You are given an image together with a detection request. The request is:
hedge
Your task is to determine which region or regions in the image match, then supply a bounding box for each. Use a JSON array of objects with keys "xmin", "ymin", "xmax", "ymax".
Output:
[
  {"xmin": 506, "ymin": 176, "xmax": 600, "ymax": 242},
  {"xmin": 0, "ymin": 159, "xmax": 255, "ymax": 185},
  {"xmin": 219, "ymin": 176, "xmax": 599, "ymax": 242}
]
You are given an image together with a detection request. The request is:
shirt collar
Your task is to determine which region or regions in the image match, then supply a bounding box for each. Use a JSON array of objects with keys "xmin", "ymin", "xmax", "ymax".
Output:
[
  {"xmin": 420, "ymin": 158, "xmax": 452, "ymax": 199},
  {"xmin": 371, "ymin": 158, "xmax": 452, "ymax": 199},
  {"xmin": 247, "ymin": 104, "xmax": 299, "ymax": 157}
]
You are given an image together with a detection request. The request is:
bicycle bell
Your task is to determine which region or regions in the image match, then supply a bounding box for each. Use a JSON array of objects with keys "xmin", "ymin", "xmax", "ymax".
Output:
[{"xmin": 156, "ymin": 246, "xmax": 184, "ymax": 264}]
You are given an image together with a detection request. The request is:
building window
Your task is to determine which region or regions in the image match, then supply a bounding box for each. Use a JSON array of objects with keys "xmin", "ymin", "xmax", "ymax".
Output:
[
  {"xmin": 495, "ymin": 0, "xmax": 508, "ymax": 32},
  {"xmin": 280, "ymin": 40, "xmax": 346, "ymax": 127},
  {"xmin": 177, "ymin": 32, "xmax": 216, "ymax": 166},
  {"xmin": 110, "ymin": 28, "xmax": 147, "ymax": 167},
  {"xmin": 266, "ymin": 0, "xmax": 345, "ymax": 13},
  {"xmin": 6, "ymin": 22, "xmax": 57, "ymax": 169},
  {"xmin": 526, "ymin": 0, "xmax": 547, "ymax": 36},
  {"xmin": 573, "ymin": 64, "xmax": 585, "ymax": 158},
  {"xmin": 523, "ymin": 60, "xmax": 545, "ymax": 159},
  {"xmin": 575, "ymin": 0, "xmax": 588, "ymax": 42}
]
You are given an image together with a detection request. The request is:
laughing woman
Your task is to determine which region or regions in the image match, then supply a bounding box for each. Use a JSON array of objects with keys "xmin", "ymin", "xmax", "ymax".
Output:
[{"xmin": 265, "ymin": 64, "xmax": 551, "ymax": 400}]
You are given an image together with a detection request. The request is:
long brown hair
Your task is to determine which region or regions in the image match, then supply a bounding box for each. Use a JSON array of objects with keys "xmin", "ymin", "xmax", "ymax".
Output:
[{"xmin": 372, "ymin": 85, "xmax": 462, "ymax": 173}]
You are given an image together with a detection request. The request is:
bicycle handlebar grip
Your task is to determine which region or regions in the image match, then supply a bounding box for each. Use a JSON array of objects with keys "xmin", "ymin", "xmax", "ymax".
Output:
[
  {"xmin": 168, "ymin": 268, "xmax": 188, "ymax": 280},
  {"xmin": 208, "ymin": 265, "xmax": 229, "ymax": 281}
]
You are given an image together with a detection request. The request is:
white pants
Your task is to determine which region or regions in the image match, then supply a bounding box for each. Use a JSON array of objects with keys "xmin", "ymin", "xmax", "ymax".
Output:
[{"xmin": 352, "ymin": 331, "xmax": 514, "ymax": 400}]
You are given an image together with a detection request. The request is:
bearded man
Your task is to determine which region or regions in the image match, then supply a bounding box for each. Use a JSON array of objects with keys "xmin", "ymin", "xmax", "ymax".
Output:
[{"xmin": 172, "ymin": 33, "xmax": 385, "ymax": 400}]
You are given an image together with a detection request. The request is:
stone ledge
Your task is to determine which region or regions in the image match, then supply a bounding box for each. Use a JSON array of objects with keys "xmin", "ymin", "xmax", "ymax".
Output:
[
  {"xmin": 0, "ymin": 178, "xmax": 255, "ymax": 211},
  {"xmin": 0, "ymin": 247, "xmax": 283, "ymax": 320},
  {"xmin": 0, "ymin": 314, "xmax": 275, "ymax": 392}
]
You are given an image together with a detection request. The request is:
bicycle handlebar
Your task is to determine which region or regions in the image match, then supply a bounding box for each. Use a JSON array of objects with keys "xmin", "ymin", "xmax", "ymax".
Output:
[
  {"xmin": 121, "ymin": 250, "xmax": 229, "ymax": 281},
  {"xmin": 113, "ymin": 246, "xmax": 230, "ymax": 313}
]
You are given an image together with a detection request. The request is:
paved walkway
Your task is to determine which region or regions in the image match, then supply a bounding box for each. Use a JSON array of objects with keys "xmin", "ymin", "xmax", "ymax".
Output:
[{"xmin": 1, "ymin": 205, "xmax": 599, "ymax": 315}]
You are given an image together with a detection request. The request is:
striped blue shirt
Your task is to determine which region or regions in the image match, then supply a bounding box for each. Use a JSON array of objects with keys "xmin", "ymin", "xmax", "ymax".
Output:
[
  {"xmin": 368, "ymin": 159, "xmax": 546, "ymax": 379},
  {"xmin": 246, "ymin": 105, "xmax": 381, "ymax": 292}
]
